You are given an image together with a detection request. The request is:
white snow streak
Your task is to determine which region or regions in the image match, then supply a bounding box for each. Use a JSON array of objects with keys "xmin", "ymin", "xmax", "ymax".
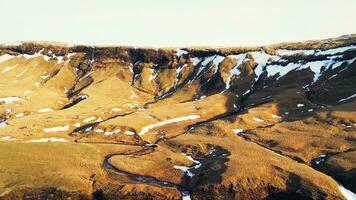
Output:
[
  {"xmin": 112, "ymin": 108, "xmax": 122, "ymax": 112},
  {"xmin": 124, "ymin": 131, "xmax": 135, "ymax": 135},
  {"xmin": 253, "ymin": 117, "xmax": 264, "ymax": 122},
  {"xmin": 338, "ymin": 93, "xmax": 356, "ymax": 102},
  {"xmin": 0, "ymin": 97, "xmax": 22, "ymax": 104},
  {"xmin": 15, "ymin": 113, "xmax": 24, "ymax": 118},
  {"xmin": 225, "ymin": 54, "xmax": 247, "ymax": 89},
  {"xmin": 232, "ymin": 129, "xmax": 244, "ymax": 134},
  {"xmin": 83, "ymin": 116, "xmax": 96, "ymax": 123},
  {"xmin": 26, "ymin": 137, "xmax": 68, "ymax": 143},
  {"xmin": 139, "ymin": 115, "xmax": 201, "ymax": 135},
  {"xmin": 316, "ymin": 45, "xmax": 356, "ymax": 56},
  {"xmin": 339, "ymin": 185, "xmax": 356, "ymax": 200},
  {"xmin": 175, "ymin": 49, "xmax": 188, "ymax": 57},
  {"xmin": 16, "ymin": 70, "xmax": 27, "ymax": 78},
  {"xmin": 1, "ymin": 64, "xmax": 18, "ymax": 73},
  {"xmin": 277, "ymin": 49, "xmax": 315, "ymax": 56},
  {"xmin": 38, "ymin": 108, "xmax": 54, "ymax": 113},
  {"xmin": 297, "ymin": 104, "xmax": 304, "ymax": 108},
  {"xmin": 0, "ymin": 54, "xmax": 15, "ymax": 63},
  {"xmin": 0, "ymin": 121, "xmax": 8, "ymax": 128},
  {"xmin": 0, "ymin": 136, "xmax": 16, "ymax": 141},
  {"xmin": 173, "ymin": 153, "xmax": 201, "ymax": 178},
  {"xmin": 43, "ymin": 125, "xmax": 70, "ymax": 133},
  {"xmin": 272, "ymin": 114, "xmax": 282, "ymax": 119}
]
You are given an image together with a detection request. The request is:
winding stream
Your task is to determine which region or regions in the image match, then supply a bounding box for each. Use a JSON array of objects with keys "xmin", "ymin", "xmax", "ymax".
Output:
[{"xmin": 102, "ymin": 145, "xmax": 191, "ymax": 200}]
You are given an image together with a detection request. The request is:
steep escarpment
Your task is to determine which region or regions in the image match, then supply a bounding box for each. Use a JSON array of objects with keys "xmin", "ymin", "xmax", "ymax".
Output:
[{"xmin": 0, "ymin": 35, "xmax": 355, "ymax": 200}]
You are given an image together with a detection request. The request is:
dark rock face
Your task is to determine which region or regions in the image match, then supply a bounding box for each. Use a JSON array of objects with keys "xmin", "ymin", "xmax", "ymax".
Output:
[
  {"xmin": 2, "ymin": 40, "xmax": 355, "ymax": 105},
  {"xmin": 1, "ymin": 40, "xmax": 356, "ymax": 103}
]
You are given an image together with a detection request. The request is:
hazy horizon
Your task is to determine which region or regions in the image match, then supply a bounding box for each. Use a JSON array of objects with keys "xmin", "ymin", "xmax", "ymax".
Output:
[{"xmin": 0, "ymin": 0, "xmax": 355, "ymax": 47}]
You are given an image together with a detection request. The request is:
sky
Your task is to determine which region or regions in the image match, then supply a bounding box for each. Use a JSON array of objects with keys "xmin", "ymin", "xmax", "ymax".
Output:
[{"xmin": 0, "ymin": 0, "xmax": 355, "ymax": 47}]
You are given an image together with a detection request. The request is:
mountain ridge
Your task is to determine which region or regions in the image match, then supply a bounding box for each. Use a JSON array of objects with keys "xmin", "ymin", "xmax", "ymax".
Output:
[
  {"xmin": 1, "ymin": 33, "xmax": 355, "ymax": 49},
  {"xmin": 0, "ymin": 34, "xmax": 355, "ymax": 200}
]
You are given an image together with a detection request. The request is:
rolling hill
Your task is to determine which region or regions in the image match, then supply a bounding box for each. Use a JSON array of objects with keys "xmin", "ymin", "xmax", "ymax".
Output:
[{"xmin": 0, "ymin": 35, "xmax": 356, "ymax": 200}]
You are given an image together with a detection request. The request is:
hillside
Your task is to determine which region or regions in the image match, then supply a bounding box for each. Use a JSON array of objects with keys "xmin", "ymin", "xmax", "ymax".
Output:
[{"xmin": 0, "ymin": 35, "xmax": 356, "ymax": 200}]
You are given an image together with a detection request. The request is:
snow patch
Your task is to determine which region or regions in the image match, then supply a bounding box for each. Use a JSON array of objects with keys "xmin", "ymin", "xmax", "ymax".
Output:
[
  {"xmin": 0, "ymin": 96, "xmax": 22, "ymax": 104},
  {"xmin": 277, "ymin": 49, "xmax": 315, "ymax": 56},
  {"xmin": 194, "ymin": 55, "xmax": 224, "ymax": 80},
  {"xmin": 225, "ymin": 54, "xmax": 247, "ymax": 89},
  {"xmin": 297, "ymin": 104, "xmax": 304, "ymax": 108},
  {"xmin": 67, "ymin": 53, "xmax": 77, "ymax": 58},
  {"xmin": 1, "ymin": 64, "xmax": 18, "ymax": 73},
  {"xmin": 253, "ymin": 117, "xmax": 264, "ymax": 122},
  {"xmin": 130, "ymin": 90, "xmax": 137, "ymax": 99},
  {"xmin": 104, "ymin": 129, "xmax": 121, "ymax": 136},
  {"xmin": 338, "ymin": 93, "xmax": 356, "ymax": 102},
  {"xmin": 15, "ymin": 112, "xmax": 24, "ymax": 118},
  {"xmin": 299, "ymin": 60, "xmax": 334, "ymax": 82},
  {"xmin": 43, "ymin": 55, "xmax": 51, "ymax": 62},
  {"xmin": 242, "ymin": 90, "xmax": 250, "ymax": 96},
  {"xmin": 83, "ymin": 116, "xmax": 96, "ymax": 123},
  {"xmin": 139, "ymin": 115, "xmax": 201, "ymax": 135},
  {"xmin": 22, "ymin": 48, "xmax": 45, "ymax": 60},
  {"xmin": 272, "ymin": 114, "xmax": 282, "ymax": 119},
  {"xmin": 16, "ymin": 70, "xmax": 26, "ymax": 78},
  {"xmin": 38, "ymin": 108, "xmax": 54, "ymax": 113},
  {"xmin": 175, "ymin": 64, "xmax": 188, "ymax": 84},
  {"xmin": 175, "ymin": 49, "xmax": 188, "ymax": 57},
  {"xmin": 173, "ymin": 166, "xmax": 194, "ymax": 177},
  {"xmin": 149, "ymin": 69, "xmax": 158, "ymax": 81},
  {"xmin": 250, "ymin": 51, "xmax": 280, "ymax": 80},
  {"xmin": 191, "ymin": 57, "xmax": 202, "ymax": 66},
  {"xmin": 316, "ymin": 45, "xmax": 356, "ymax": 56},
  {"xmin": 0, "ymin": 54, "xmax": 15, "ymax": 63},
  {"xmin": 0, "ymin": 120, "xmax": 8, "ymax": 128},
  {"xmin": 125, "ymin": 103, "xmax": 136, "ymax": 108},
  {"xmin": 327, "ymin": 73, "xmax": 338, "ymax": 80},
  {"xmin": 339, "ymin": 185, "xmax": 356, "ymax": 200},
  {"xmin": 276, "ymin": 45, "xmax": 356, "ymax": 57},
  {"xmin": 26, "ymin": 137, "xmax": 68, "ymax": 143},
  {"xmin": 266, "ymin": 62, "xmax": 301, "ymax": 78},
  {"xmin": 232, "ymin": 129, "xmax": 244, "ymax": 134},
  {"xmin": 253, "ymin": 50, "xmax": 355, "ymax": 83},
  {"xmin": 124, "ymin": 130, "xmax": 135, "ymax": 135},
  {"xmin": 201, "ymin": 56, "xmax": 216, "ymax": 66},
  {"xmin": 43, "ymin": 125, "xmax": 70, "ymax": 133},
  {"xmin": 55, "ymin": 56, "xmax": 64, "ymax": 64},
  {"xmin": 0, "ymin": 136, "xmax": 16, "ymax": 141},
  {"xmin": 173, "ymin": 153, "xmax": 201, "ymax": 178},
  {"xmin": 182, "ymin": 193, "xmax": 191, "ymax": 200},
  {"xmin": 40, "ymin": 75, "xmax": 50, "ymax": 79},
  {"xmin": 183, "ymin": 154, "xmax": 201, "ymax": 167},
  {"xmin": 112, "ymin": 108, "xmax": 122, "ymax": 112}
]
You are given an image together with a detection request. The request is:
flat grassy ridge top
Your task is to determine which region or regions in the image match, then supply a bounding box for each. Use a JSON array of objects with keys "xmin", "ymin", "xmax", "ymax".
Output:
[{"xmin": 1, "ymin": 34, "xmax": 355, "ymax": 55}]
